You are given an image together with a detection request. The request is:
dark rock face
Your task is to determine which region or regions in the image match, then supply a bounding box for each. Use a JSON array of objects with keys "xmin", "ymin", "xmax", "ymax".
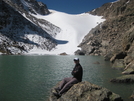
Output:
[
  {"xmin": 48, "ymin": 81, "xmax": 123, "ymax": 101},
  {"xmin": 3, "ymin": 0, "xmax": 50, "ymax": 15},
  {"xmin": 75, "ymin": 49, "xmax": 86, "ymax": 55},
  {"xmin": 79, "ymin": 0, "xmax": 134, "ymax": 70}
]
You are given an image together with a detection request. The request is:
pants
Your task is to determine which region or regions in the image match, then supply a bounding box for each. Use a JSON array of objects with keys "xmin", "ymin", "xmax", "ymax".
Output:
[{"xmin": 58, "ymin": 77, "xmax": 79, "ymax": 94}]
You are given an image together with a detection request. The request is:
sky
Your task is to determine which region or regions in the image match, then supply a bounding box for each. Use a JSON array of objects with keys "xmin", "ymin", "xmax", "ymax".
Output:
[{"xmin": 38, "ymin": 0, "xmax": 117, "ymax": 14}]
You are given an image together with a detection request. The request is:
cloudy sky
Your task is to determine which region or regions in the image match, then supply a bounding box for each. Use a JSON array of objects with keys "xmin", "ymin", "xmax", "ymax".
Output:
[{"xmin": 38, "ymin": 0, "xmax": 117, "ymax": 14}]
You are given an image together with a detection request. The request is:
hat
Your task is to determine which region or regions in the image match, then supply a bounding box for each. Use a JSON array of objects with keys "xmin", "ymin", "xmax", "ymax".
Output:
[{"xmin": 74, "ymin": 58, "xmax": 79, "ymax": 61}]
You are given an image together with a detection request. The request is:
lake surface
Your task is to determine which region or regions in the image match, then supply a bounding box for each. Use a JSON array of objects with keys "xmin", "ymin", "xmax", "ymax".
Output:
[{"xmin": 0, "ymin": 55, "xmax": 134, "ymax": 101}]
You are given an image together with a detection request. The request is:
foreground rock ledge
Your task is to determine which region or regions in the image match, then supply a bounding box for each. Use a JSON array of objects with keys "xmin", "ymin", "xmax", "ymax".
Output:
[{"xmin": 48, "ymin": 81, "xmax": 123, "ymax": 101}]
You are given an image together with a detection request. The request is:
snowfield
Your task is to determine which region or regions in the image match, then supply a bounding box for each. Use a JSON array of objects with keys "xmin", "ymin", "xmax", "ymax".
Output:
[{"xmin": 28, "ymin": 10, "xmax": 105, "ymax": 55}]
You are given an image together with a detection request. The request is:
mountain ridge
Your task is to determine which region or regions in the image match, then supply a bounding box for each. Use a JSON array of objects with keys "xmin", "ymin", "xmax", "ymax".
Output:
[{"xmin": 0, "ymin": 0, "xmax": 61, "ymax": 54}]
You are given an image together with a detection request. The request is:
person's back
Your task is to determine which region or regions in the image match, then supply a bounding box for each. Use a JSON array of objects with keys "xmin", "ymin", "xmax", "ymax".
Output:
[{"xmin": 72, "ymin": 60, "xmax": 83, "ymax": 82}]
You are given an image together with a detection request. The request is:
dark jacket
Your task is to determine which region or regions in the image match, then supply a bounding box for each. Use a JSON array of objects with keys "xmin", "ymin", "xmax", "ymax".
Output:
[{"xmin": 71, "ymin": 63, "xmax": 83, "ymax": 82}]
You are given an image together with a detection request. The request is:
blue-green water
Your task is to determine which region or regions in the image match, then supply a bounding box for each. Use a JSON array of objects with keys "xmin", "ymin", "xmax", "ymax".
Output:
[{"xmin": 0, "ymin": 55, "xmax": 133, "ymax": 101}]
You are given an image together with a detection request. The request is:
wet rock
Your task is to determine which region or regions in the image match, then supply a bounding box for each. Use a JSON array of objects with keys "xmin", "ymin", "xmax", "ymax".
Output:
[
  {"xmin": 48, "ymin": 81, "xmax": 123, "ymax": 101},
  {"xmin": 93, "ymin": 61, "xmax": 100, "ymax": 64},
  {"xmin": 110, "ymin": 75, "xmax": 134, "ymax": 83}
]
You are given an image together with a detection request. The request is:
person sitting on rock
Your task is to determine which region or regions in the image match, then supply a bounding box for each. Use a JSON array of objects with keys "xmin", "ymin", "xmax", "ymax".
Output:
[{"xmin": 53, "ymin": 58, "xmax": 83, "ymax": 98}]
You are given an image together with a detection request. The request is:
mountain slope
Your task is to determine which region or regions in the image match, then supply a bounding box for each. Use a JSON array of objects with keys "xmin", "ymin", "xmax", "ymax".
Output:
[
  {"xmin": 0, "ymin": 0, "xmax": 60, "ymax": 54},
  {"xmin": 3, "ymin": 0, "xmax": 61, "ymax": 37},
  {"xmin": 78, "ymin": 0, "xmax": 134, "ymax": 68}
]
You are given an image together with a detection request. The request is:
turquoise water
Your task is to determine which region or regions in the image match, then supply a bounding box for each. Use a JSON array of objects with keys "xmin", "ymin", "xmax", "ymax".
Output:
[{"xmin": 0, "ymin": 55, "xmax": 133, "ymax": 101}]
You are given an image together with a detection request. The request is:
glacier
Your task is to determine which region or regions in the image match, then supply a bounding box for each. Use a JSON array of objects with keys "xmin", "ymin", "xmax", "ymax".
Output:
[{"xmin": 27, "ymin": 10, "xmax": 105, "ymax": 55}]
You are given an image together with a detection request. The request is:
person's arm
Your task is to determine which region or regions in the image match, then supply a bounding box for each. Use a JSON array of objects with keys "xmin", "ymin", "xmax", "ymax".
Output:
[{"xmin": 71, "ymin": 66, "xmax": 80, "ymax": 77}]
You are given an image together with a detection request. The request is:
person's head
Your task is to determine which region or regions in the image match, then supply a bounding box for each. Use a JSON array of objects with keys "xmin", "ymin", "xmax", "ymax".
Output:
[{"xmin": 73, "ymin": 58, "xmax": 79, "ymax": 64}]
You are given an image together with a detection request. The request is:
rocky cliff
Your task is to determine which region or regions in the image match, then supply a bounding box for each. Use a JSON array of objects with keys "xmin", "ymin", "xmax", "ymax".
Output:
[
  {"xmin": 78, "ymin": 0, "xmax": 134, "ymax": 70},
  {"xmin": 0, "ymin": 0, "xmax": 61, "ymax": 54}
]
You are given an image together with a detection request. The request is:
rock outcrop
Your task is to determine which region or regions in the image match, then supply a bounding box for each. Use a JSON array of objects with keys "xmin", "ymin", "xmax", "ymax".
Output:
[
  {"xmin": 110, "ymin": 75, "xmax": 134, "ymax": 83},
  {"xmin": 48, "ymin": 81, "xmax": 123, "ymax": 101},
  {"xmin": 78, "ymin": 0, "xmax": 134, "ymax": 74},
  {"xmin": 59, "ymin": 52, "xmax": 68, "ymax": 55}
]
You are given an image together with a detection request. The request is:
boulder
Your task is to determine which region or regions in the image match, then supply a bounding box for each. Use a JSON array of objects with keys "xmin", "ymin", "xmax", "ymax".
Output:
[
  {"xmin": 110, "ymin": 75, "xmax": 134, "ymax": 83},
  {"xmin": 48, "ymin": 81, "xmax": 123, "ymax": 101},
  {"xmin": 131, "ymin": 91, "xmax": 134, "ymax": 100},
  {"xmin": 74, "ymin": 49, "xmax": 86, "ymax": 55},
  {"xmin": 112, "ymin": 59, "xmax": 125, "ymax": 70},
  {"xmin": 59, "ymin": 52, "xmax": 68, "ymax": 55}
]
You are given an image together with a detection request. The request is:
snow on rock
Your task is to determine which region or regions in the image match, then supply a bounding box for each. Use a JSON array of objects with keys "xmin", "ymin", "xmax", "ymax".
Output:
[{"xmin": 28, "ymin": 10, "xmax": 105, "ymax": 55}]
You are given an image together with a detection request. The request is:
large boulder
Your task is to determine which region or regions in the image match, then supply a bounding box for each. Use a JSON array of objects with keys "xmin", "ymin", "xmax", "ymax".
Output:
[
  {"xmin": 112, "ymin": 59, "xmax": 125, "ymax": 70},
  {"xmin": 74, "ymin": 49, "xmax": 86, "ymax": 55},
  {"xmin": 48, "ymin": 81, "xmax": 123, "ymax": 101}
]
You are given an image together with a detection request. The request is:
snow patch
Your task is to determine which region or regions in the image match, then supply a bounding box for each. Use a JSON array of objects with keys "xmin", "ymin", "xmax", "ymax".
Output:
[
  {"xmin": 112, "ymin": 0, "xmax": 120, "ymax": 3},
  {"xmin": 110, "ymin": 2, "xmax": 114, "ymax": 8},
  {"xmin": 126, "ymin": 0, "xmax": 130, "ymax": 4},
  {"xmin": 92, "ymin": 9, "xmax": 96, "ymax": 12},
  {"xmin": 26, "ymin": 10, "xmax": 105, "ymax": 55}
]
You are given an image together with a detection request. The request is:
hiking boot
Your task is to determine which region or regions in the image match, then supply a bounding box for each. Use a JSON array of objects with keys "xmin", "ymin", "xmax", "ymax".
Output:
[
  {"xmin": 54, "ymin": 88, "xmax": 60, "ymax": 93},
  {"xmin": 53, "ymin": 92, "xmax": 61, "ymax": 99}
]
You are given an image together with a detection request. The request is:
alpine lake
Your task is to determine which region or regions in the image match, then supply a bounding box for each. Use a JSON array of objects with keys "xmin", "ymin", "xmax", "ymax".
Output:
[{"xmin": 0, "ymin": 55, "xmax": 134, "ymax": 101}]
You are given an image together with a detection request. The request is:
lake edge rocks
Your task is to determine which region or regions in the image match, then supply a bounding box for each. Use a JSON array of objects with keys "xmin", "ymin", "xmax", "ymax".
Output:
[{"xmin": 48, "ymin": 81, "xmax": 123, "ymax": 101}]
